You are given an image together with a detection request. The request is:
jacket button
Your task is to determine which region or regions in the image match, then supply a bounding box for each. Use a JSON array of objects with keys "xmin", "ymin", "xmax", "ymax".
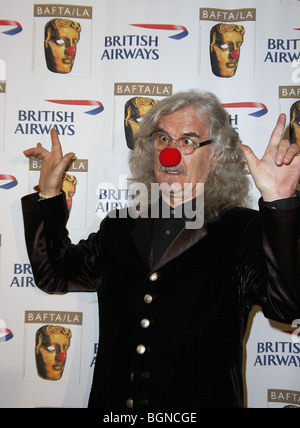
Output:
[
  {"xmin": 149, "ymin": 272, "xmax": 158, "ymax": 281},
  {"xmin": 140, "ymin": 318, "xmax": 150, "ymax": 329},
  {"xmin": 126, "ymin": 398, "xmax": 133, "ymax": 408},
  {"xmin": 144, "ymin": 294, "xmax": 153, "ymax": 304},
  {"xmin": 140, "ymin": 371, "xmax": 150, "ymax": 379},
  {"xmin": 136, "ymin": 344, "xmax": 146, "ymax": 355}
]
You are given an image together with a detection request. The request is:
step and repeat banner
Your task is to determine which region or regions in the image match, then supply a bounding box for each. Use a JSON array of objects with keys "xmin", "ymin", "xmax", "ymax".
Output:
[{"xmin": 1, "ymin": 0, "xmax": 300, "ymax": 408}]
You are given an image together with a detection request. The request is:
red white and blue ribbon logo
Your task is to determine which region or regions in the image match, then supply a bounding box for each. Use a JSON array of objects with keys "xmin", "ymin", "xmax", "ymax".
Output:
[
  {"xmin": 0, "ymin": 174, "xmax": 18, "ymax": 189},
  {"xmin": 222, "ymin": 102, "xmax": 268, "ymax": 118},
  {"xmin": 0, "ymin": 20, "xmax": 22, "ymax": 36},
  {"xmin": 46, "ymin": 100, "xmax": 104, "ymax": 116},
  {"xmin": 131, "ymin": 24, "xmax": 189, "ymax": 40},
  {"xmin": 0, "ymin": 328, "xmax": 13, "ymax": 343}
]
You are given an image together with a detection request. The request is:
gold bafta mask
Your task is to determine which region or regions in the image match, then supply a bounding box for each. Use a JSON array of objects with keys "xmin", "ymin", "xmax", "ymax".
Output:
[
  {"xmin": 62, "ymin": 174, "xmax": 77, "ymax": 210},
  {"xmin": 124, "ymin": 97, "xmax": 158, "ymax": 149},
  {"xmin": 290, "ymin": 100, "xmax": 300, "ymax": 147},
  {"xmin": 35, "ymin": 325, "xmax": 72, "ymax": 381},
  {"xmin": 210, "ymin": 23, "xmax": 245, "ymax": 78},
  {"xmin": 44, "ymin": 18, "xmax": 81, "ymax": 74}
]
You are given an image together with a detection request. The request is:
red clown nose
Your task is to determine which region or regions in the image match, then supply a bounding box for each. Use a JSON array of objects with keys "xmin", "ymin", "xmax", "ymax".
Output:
[
  {"xmin": 159, "ymin": 148, "xmax": 182, "ymax": 167},
  {"xmin": 57, "ymin": 352, "xmax": 66, "ymax": 362},
  {"xmin": 67, "ymin": 46, "xmax": 76, "ymax": 55},
  {"xmin": 231, "ymin": 50, "xmax": 240, "ymax": 59}
]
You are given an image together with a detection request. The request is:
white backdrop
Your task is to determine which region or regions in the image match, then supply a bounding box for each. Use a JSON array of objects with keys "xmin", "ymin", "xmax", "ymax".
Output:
[{"xmin": 0, "ymin": 0, "xmax": 300, "ymax": 408}]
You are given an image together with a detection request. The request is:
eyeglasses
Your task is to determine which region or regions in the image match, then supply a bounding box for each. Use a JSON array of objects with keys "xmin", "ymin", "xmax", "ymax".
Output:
[{"xmin": 149, "ymin": 131, "xmax": 213, "ymax": 155}]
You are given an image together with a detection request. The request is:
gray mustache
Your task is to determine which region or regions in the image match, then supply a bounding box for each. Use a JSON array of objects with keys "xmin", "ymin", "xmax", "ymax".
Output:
[{"xmin": 158, "ymin": 166, "xmax": 188, "ymax": 175}]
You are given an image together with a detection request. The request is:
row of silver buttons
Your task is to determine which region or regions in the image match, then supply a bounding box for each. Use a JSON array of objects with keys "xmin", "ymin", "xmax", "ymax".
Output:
[
  {"xmin": 126, "ymin": 271, "xmax": 159, "ymax": 408},
  {"xmin": 137, "ymin": 271, "xmax": 158, "ymax": 354}
]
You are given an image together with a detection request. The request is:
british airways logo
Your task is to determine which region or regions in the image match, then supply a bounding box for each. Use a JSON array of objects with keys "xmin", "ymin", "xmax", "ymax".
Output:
[
  {"xmin": 101, "ymin": 23, "xmax": 189, "ymax": 61},
  {"xmin": 0, "ymin": 20, "xmax": 22, "ymax": 36},
  {"xmin": 130, "ymin": 24, "xmax": 189, "ymax": 40},
  {"xmin": 15, "ymin": 99, "xmax": 104, "ymax": 135},
  {"xmin": 0, "ymin": 329, "xmax": 13, "ymax": 343},
  {"xmin": 265, "ymin": 34, "xmax": 300, "ymax": 64},
  {"xmin": 222, "ymin": 102, "xmax": 268, "ymax": 118},
  {"xmin": 222, "ymin": 102, "xmax": 268, "ymax": 136},
  {"xmin": 46, "ymin": 100, "xmax": 104, "ymax": 116},
  {"xmin": 0, "ymin": 321, "xmax": 13, "ymax": 343},
  {"xmin": 0, "ymin": 174, "xmax": 18, "ymax": 189}
]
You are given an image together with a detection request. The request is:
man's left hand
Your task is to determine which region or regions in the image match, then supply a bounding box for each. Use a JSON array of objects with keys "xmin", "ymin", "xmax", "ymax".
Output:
[{"xmin": 240, "ymin": 113, "xmax": 300, "ymax": 202}]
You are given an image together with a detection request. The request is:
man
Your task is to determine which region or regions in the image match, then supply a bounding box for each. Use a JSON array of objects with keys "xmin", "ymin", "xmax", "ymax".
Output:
[{"xmin": 22, "ymin": 91, "xmax": 300, "ymax": 408}]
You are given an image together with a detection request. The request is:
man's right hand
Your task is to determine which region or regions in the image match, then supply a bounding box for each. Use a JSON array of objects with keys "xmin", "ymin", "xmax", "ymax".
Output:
[{"xmin": 23, "ymin": 128, "xmax": 75, "ymax": 198}]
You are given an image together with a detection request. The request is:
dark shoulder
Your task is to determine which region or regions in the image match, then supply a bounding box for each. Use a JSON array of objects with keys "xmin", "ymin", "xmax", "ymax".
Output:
[
  {"xmin": 99, "ymin": 207, "xmax": 136, "ymax": 232},
  {"xmin": 221, "ymin": 206, "xmax": 259, "ymax": 224},
  {"xmin": 207, "ymin": 206, "xmax": 260, "ymax": 236}
]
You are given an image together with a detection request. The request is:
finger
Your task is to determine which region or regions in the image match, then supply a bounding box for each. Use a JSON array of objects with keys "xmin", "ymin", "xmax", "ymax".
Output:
[
  {"xmin": 23, "ymin": 148, "xmax": 36, "ymax": 157},
  {"xmin": 50, "ymin": 127, "xmax": 63, "ymax": 156},
  {"xmin": 60, "ymin": 152, "xmax": 76, "ymax": 171},
  {"xmin": 274, "ymin": 139, "xmax": 291, "ymax": 165},
  {"xmin": 23, "ymin": 144, "xmax": 49, "ymax": 159},
  {"xmin": 280, "ymin": 142, "xmax": 300, "ymax": 165},
  {"xmin": 266, "ymin": 113, "xmax": 286, "ymax": 151},
  {"xmin": 240, "ymin": 144, "xmax": 259, "ymax": 174}
]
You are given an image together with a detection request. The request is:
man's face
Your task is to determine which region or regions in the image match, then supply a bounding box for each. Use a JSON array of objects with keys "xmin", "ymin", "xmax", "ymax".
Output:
[
  {"xmin": 36, "ymin": 332, "xmax": 70, "ymax": 381},
  {"xmin": 153, "ymin": 106, "xmax": 214, "ymax": 206},
  {"xmin": 44, "ymin": 25, "xmax": 80, "ymax": 74},
  {"xmin": 211, "ymin": 30, "xmax": 243, "ymax": 78}
]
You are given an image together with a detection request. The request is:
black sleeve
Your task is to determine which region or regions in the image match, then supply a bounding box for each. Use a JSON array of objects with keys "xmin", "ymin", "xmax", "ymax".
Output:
[
  {"xmin": 238, "ymin": 195, "xmax": 300, "ymax": 324},
  {"xmin": 258, "ymin": 196, "xmax": 300, "ymax": 323},
  {"xmin": 21, "ymin": 192, "xmax": 103, "ymax": 294}
]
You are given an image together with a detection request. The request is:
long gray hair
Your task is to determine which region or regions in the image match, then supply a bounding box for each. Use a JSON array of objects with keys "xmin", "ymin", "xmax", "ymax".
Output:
[{"xmin": 129, "ymin": 90, "xmax": 250, "ymax": 223}]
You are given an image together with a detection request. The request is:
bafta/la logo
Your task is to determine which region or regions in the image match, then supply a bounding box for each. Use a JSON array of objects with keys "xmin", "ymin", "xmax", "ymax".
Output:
[{"xmin": 0, "ymin": 319, "xmax": 13, "ymax": 343}]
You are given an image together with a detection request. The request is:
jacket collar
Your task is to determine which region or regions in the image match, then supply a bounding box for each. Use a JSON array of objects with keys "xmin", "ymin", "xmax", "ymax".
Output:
[
  {"xmin": 151, "ymin": 224, "xmax": 209, "ymax": 273},
  {"xmin": 131, "ymin": 216, "xmax": 153, "ymax": 269},
  {"xmin": 131, "ymin": 211, "xmax": 209, "ymax": 272}
]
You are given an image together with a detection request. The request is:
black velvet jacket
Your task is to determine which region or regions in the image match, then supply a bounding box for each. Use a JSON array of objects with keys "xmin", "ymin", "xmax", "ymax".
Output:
[{"xmin": 21, "ymin": 192, "xmax": 300, "ymax": 408}]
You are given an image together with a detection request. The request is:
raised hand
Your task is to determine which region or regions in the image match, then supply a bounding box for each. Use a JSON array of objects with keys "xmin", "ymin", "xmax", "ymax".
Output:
[
  {"xmin": 23, "ymin": 128, "xmax": 75, "ymax": 198},
  {"xmin": 240, "ymin": 114, "xmax": 300, "ymax": 202}
]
